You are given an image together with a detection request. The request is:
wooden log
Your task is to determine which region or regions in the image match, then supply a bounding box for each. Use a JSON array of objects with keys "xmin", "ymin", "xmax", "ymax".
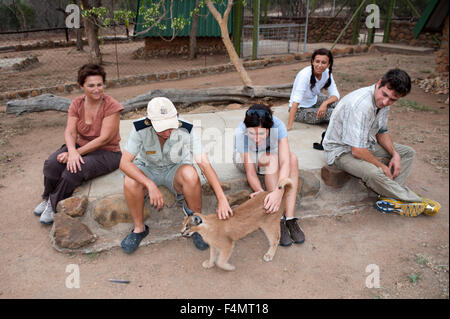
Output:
[
  {"xmin": 6, "ymin": 94, "xmax": 72, "ymax": 115},
  {"xmin": 121, "ymin": 85, "xmax": 292, "ymax": 113},
  {"xmin": 5, "ymin": 85, "xmax": 293, "ymax": 115}
]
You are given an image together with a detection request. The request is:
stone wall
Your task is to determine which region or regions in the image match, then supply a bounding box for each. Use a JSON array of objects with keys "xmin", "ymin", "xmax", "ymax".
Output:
[
  {"xmin": 253, "ymin": 17, "xmax": 442, "ymax": 48},
  {"xmin": 136, "ymin": 37, "xmax": 227, "ymax": 58},
  {"xmin": 0, "ymin": 37, "xmax": 131, "ymax": 54},
  {"xmin": 306, "ymin": 17, "xmax": 354, "ymax": 44},
  {"xmin": 435, "ymin": 16, "xmax": 449, "ymax": 74},
  {"xmin": 387, "ymin": 20, "xmax": 440, "ymax": 48}
]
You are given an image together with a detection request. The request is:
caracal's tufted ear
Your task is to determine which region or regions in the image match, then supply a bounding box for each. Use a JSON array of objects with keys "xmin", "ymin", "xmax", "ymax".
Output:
[{"xmin": 190, "ymin": 215, "xmax": 203, "ymax": 226}]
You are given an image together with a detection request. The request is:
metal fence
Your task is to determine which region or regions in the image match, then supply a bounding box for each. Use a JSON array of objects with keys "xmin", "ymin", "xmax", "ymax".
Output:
[
  {"xmin": 0, "ymin": 25, "xmax": 230, "ymax": 94},
  {"xmin": 240, "ymin": 0, "xmax": 310, "ymax": 59},
  {"xmin": 0, "ymin": 0, "xmax": 427, "ymax": 95},
  {"xmin": 241, "ymin": 23, "xmax": 307, "ymax": 58}
]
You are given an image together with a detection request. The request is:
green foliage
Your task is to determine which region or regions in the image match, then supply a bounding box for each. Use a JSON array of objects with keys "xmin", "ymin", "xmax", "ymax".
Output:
[
  {"xmin": 83, "ymin": 0, "xmax": 239, "ymax": 38},
  {"xmin": 0, "ymin": 1, "xmax": 36, "ymax": 31},
  {"xmin": 408, "ymin": 273, "xmax": 421, "ymax": 283},
  {"xmin": 395, "ymin": 99, "xmax": 435, "ymax": 113},
  {"xmin": 0, "ymin": 4, "xmax": 20, "ymax": 31}
]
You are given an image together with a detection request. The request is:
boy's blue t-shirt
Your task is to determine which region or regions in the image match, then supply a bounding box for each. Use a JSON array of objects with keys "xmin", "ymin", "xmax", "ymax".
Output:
[{"xmin": 234, "ymin": 116, "xmax": 288, "ymax": 153}]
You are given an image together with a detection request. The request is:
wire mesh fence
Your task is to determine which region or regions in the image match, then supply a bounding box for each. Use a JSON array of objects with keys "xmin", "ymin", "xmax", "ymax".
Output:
[
  {"xmin": 241, "ymin": 23, "xmax": 307, "ymax": 58},
  {"xmin": 0, "ymin": 0, "xmax": 432, "ymax": 95}
]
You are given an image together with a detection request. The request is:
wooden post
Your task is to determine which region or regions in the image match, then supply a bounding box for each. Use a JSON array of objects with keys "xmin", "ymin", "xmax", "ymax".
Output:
[
  {"xmin": 232, "ymin": 0, "xmax": 243, "ymax": 57},
  {"xmin": 367, "ymin": 0, "xmax": 376, "ymax": 46},
  {"xmin": 252, "ymin": 0, "xmax": 260, "ymax": 60},
  {"xmin": 262, "ymin": 0, "xmax": 269, "ymax": 24},
  {"xmin": 351, "ymin": 0, "xmax": 363, "ymax": 44},
  {"xmin": 383, "ymin": 0, "xmax": 395, "ymax": 43}
]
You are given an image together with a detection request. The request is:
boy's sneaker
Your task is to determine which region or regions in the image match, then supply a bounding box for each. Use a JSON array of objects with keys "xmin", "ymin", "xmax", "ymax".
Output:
[
  {"xmin": 34, "ymin": 199, "xmax": 49, "ymax": 216},
  {"xmin": 421, "ymin": 197, "xmax": 441, "ymax": 216},
  {"xmin": 286, "ymin": 218, "xmax": 305, "ymax": 244},
  {"xmin": 279, "ymin": 219, "xmax": 292, "ymax": 247},
  {"xmin": 375, "ymin": 197, "xmax": 426, "ymax": 217},
  {"xmin": 40, "ymin": 200, "xmax": 55, "ymax": 225}
]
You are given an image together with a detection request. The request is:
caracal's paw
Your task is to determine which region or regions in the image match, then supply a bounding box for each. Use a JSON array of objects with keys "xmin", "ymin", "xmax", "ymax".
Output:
[
  {"xmin": 263, "ymin": 253, "xmax": 274, "ymax": 262},
  {"xmin": 217, "ymin": 263, "xmax": 235, "ymax": 271},
  {"xmin": 202, "ymin": 260, "xmax": 215, "ymax": 269}
]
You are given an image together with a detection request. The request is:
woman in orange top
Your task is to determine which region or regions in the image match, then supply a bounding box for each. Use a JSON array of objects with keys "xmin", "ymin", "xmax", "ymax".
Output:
[{"xmin": 34, "ymin": 64, "xmax": 124, "ymax": 224}]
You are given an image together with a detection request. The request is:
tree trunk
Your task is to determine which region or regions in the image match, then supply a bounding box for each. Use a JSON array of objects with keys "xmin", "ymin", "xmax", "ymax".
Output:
[
  {"xmin": 206, "ymin": 0, "xmax": 253, "ymax": 87},
  {"xmin": 12, "ymin": 0, "xmax": 27, "ymax": 35},
  {"xmin": 189, "ymin": 0, "xmax": 200, "ymax": 60},
  {"xmin": 351, "ymin": 0, "xmax": 363, "ymax": 45},
  {"xmin": 76, "ymin": 28, "xmax": 84, "ymax": 51},
  {"xmin": 76, "ymin": 0, "xmax": 84, "ymax": 51},
  {"xmin": 81, "ymin": 0, "xmax": 102, "ymax": 64}
]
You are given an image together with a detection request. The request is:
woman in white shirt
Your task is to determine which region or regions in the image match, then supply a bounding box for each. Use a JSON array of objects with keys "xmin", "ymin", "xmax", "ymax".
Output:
[{"xmin": 287, "ymin": 48, "xmax": 340, "ymax": 129}]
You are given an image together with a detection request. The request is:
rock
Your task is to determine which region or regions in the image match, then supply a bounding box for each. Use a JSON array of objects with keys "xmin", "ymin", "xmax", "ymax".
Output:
[
  {"xmin": 294, "ymin": 53, "xmax": 304, "ymax": 60},
  {"xmin": 93, "ymin": 187, "xmax": 175, "ymax": 228},
  {"xmin": 227, "ymin": 190, "xmax": 251, "ymax": 206},
  {"xmin": 202, "ymin": 182, "xmax": 231, "ymax": 196},
  {"xmin": 284, "ymin": 55, "xmax": 294, "ymax": 63},
  {"xmin": 93, "ymin": 194, "xmax": 150, "ymax": 228},
  {"xmin": 51, "ymin": 213, "xmax": 96, "ymax": 249},
  {"xmin": 298, "ymin": 170, "xmax": 321, "ymax": 197},
  {"xmin": 6, "ymin": 94, "xmax": 71, "ymax": 115},
  {"xmin": 344, "ymin": 47, "xmax": 354, "ymax": 55},
  {"xmin": 31, "ymin": 90, "xmax": 40, "ymax": 97},
  {"xmin": 414, "ymin": 75, "xmax": 449, "ymax": 95},
  {"xmin": 321, "ymin": 166, "xmax": 350, "ymax": 189},
  {"xmin": 56, "ymin": 195, "xmax": 88, "ymax": 217},
  {"xmin": 303, "ymin": 52, "xmax": 312, "ymax": 59}
]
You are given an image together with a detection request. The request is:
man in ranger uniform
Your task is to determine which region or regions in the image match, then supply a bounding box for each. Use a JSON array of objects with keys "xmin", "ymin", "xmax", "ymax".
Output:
[{"xmin": 119, "ymin": 97, "xmax": 233, "ymax": 253}]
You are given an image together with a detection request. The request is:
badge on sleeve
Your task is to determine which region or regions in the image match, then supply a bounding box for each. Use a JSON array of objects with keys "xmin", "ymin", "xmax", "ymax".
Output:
[{"xmin": 133, "ymin": 118, "xmax": 152, "ymax": 131}]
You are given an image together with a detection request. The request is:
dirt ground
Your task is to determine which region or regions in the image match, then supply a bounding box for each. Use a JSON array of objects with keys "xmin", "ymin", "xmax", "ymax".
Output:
[{"xmin": 0, "ymin": 51, "xmax": 448, "ymax": 301}]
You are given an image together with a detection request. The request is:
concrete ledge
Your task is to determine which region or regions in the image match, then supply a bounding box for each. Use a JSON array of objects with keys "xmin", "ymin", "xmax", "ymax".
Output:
[
  {"xmin": 374, "ymin": 43, "xmax": 434, "ymax": 55},
  {"xmin": 49, "ymin": 105, "xmax": 376, "ymax": 254}
]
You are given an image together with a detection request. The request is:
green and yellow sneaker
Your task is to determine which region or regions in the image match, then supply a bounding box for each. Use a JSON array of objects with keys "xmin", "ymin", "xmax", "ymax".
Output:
[
  {"xmin": 421, "ymin": 197, "xmax": 441, "ymax": 216},
  {"xmin": 375, "ymin": 197, "xmax": 426, "ymax": 217}
]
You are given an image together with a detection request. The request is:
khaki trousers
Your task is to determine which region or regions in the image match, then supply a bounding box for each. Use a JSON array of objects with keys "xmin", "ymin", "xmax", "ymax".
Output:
[{"xmin": 334, "ymin": 143, "xmax": 422, "ymax": 202}]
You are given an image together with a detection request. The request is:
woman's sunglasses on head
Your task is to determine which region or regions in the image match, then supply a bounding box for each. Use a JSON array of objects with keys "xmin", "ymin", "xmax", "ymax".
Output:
[{"xmin": 246, "ymin": 109, "xmax": 272, "ymax": 118}]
